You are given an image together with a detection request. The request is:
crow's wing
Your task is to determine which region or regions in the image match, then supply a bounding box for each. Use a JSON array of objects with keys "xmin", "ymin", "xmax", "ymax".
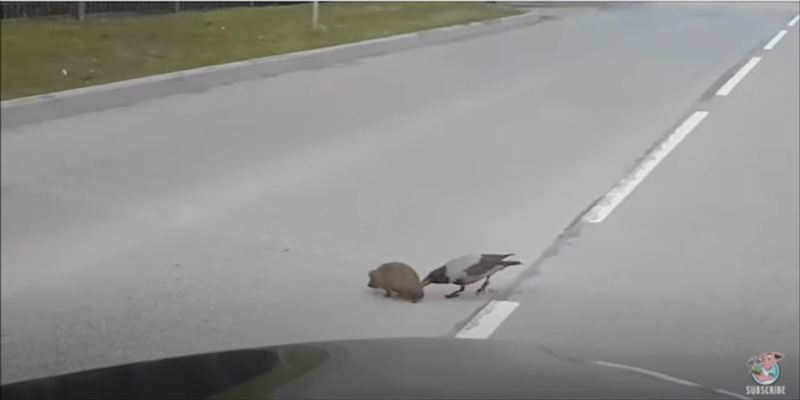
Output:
[{"xmin": 464, "ymin": 254, "xmax": 520, "ymax": 276}]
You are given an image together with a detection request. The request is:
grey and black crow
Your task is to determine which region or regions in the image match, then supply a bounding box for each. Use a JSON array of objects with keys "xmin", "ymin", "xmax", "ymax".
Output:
[{"xmin": 421, "ymin": 253, "xmax": 523, "ymax": 298}]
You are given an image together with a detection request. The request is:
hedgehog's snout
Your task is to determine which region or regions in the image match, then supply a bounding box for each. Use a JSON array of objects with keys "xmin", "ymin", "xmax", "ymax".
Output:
[{"xmin": 367, "ymin": 271, "xmax": 377, "ymax": 288}]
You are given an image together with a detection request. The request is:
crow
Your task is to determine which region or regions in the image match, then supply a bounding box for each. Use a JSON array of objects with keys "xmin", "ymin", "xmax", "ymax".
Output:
[{"xmin": 421, "ymin": 253, "xmax": 522, "ymax": 298}]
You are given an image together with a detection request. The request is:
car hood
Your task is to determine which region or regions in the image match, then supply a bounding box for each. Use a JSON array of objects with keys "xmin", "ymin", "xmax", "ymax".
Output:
[{"xmin": 1, "ymin": 337, "xmax": 736, "ymax": 399}]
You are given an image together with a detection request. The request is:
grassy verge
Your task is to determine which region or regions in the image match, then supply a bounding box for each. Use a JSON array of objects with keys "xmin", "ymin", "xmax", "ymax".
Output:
[{"xmin": 0, "ymin": 3, "xmax": 520, "ymax": 100}]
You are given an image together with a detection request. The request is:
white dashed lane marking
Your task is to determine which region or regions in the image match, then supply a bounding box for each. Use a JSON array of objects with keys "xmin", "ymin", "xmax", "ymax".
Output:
[
  {"xmin": 764, "ymin": 30, "xmax": 787, "ymax": 50},
  {"xmin": 455, "ymin": 13, "xmax": 796, "ymax": 344},
  {"xmin": 716, "ymin": 57, "xmax": 761, "ymax": 96},
  {"xmin": 584, "ymin": 111, "xmax": 709, "ymax": 223},
  {"xmin": 455, "ymin": 300, "xmax": 519, "ymax": 339}
]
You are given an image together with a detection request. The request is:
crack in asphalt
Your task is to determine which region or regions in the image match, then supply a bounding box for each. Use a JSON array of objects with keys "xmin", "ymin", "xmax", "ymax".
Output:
[{"xmin": 443, "ymin": 104, "xmax": 704, "ymax": 336}]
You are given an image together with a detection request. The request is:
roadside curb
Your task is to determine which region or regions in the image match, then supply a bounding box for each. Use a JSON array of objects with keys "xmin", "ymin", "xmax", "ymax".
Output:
[{"xmin": 1, "ymin": 11, "xmax": 541, "ymax": 130}]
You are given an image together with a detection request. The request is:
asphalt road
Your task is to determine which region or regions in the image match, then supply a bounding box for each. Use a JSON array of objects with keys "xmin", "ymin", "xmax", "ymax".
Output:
[
  {"xmin": 2, "ymin": 3, "xmax": 798, "ymax": 390},
  {"xmin": 492, "ymin": 15, "xmax": 800, "ymax": 399}
]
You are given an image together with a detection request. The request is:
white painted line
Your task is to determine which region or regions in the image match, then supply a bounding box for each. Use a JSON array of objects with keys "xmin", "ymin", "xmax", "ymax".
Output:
[
  {"xmin": 594, "ymin": 360, "xmax": 703, "ymax": 387},
  {"xmin": 716, "ymin": 57, "xmax": 761, "ymax": 96},
  {"xmin": 714, "ymin": 388, "xmax": 753, "ymax": 400},
  {"xmin": 583, "ymin": 111, "xmax": 709, "ymax": 224},
  {"xmin": 594, "ymin": 361, "xmax": 752, "ymax": 400},
  {"xmin": 455, "ymin": 300, "xmax": 519, "ymax": 339},
  {"xmin": 789, "ymin": 14, "xmax": 799, "ymax": 27},
  {"xmin": 764, "ymin": 30, "xmax": 787, "ymax": 50}
]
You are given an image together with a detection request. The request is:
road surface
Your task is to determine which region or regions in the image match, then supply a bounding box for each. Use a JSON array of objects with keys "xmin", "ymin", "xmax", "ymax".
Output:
[
  {"xmin": 491, "ymin": 10, "xmax": 800, "ymax": 398},
  {"xmin": 2, "ymin": 3, "xmax": 798, "ymax": 393}
]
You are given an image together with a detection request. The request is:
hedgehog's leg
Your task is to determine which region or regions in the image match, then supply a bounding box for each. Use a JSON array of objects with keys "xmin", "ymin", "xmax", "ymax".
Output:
[
  {"xmin": 445, "ymin": 285, "xmax": 465, "ymax": 298},
  {"xmin": 477, "ymin": 276, "xmax": 492, "ymax": 294},
  {"xmin": 384, "ymin": 289, "xmax": 392, "ymax": 297}
]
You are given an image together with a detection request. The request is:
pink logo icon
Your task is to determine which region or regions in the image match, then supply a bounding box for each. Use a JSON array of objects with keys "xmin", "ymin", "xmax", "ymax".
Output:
[{"xmin": 747, "ymin": 352, "xmax": 784, "ymax": 386}]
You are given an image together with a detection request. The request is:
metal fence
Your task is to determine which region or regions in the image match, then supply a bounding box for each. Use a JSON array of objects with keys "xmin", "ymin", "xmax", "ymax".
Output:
[{"xmin": 1, "ymin": 2, "xmax": 300, "ymax": 20}]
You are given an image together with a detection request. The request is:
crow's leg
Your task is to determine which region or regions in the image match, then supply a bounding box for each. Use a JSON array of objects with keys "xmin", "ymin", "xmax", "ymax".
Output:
[
  {"xmin": 445, "ymin": 285, "xmax": 465, "ymax": 298},
  {"xmin": 477, "ymin": 276, "xmax": 492, "ymax": 294}
]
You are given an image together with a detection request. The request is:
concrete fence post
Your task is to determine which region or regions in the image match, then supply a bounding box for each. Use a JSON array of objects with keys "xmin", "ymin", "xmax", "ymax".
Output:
[
  {"xmin": 312, "ymin": 1, "xmax": 319, "ymax": 30},
  {"xmin": 173, "ymin": 2, "xmax": 180, "ymax": 13},
  {"xmin": 76, "ymin": 2, "xmax": 86, "ymax": 20}
]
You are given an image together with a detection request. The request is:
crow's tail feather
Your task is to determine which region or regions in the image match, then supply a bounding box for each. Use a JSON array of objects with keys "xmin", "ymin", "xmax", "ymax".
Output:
[{"xmin": 500, "ymin": 260, "xmax": 523, "ymax": 267}]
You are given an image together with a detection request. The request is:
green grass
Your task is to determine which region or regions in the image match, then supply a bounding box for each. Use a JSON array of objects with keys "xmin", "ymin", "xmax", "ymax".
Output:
[{"xmin": 0, "ymin": 3, "xmax": 520, "ymax": 100}]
